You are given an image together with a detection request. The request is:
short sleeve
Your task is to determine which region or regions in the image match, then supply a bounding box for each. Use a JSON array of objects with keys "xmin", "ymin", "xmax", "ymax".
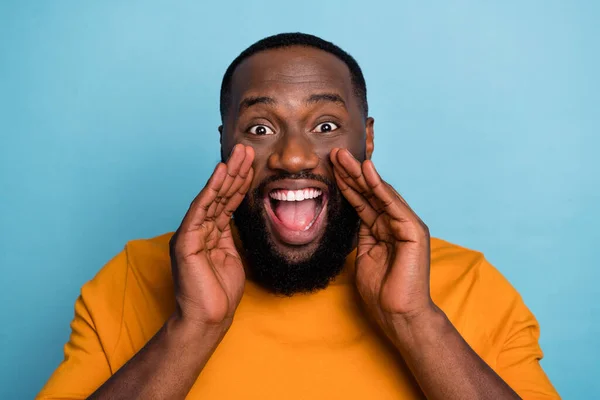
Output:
[
  {"xmin": 495, "ymin": 296, "xmax": 560, "ymax": 400},
  {"xmin": 36, "ymin": 294, "xmax": 112, "ymax": 399},
  {"xmin": 471, "ymin": 256, "xmax": 560, "ymax": 400},
  {"xmin": 37, "ymin": 251, "xmax": 128, "ymax": 399}
]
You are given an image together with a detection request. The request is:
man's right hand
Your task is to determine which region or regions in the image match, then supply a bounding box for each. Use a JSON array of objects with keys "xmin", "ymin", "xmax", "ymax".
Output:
[
  {"xmin": 169, "ymin": 143, "xmax": 255, "ymax": 329},
  {"xmin": 87, "ymin": 144, "xmax": 254, "ymax": 400}
]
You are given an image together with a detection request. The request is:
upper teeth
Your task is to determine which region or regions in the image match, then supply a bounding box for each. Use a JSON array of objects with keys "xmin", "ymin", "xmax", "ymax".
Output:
[{"xmin": 269, "ymin": 188, "xmax": 322, "ymax": 201}]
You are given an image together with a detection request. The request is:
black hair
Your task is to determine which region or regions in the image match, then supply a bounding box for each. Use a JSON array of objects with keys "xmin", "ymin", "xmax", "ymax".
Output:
[{"xmin": 219, "ymin": 32, "xmax": 368, "ymax": 121}]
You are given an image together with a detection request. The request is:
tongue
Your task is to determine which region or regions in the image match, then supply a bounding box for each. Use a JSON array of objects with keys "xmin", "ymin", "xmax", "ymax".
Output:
[{"xmin": 273, "ymin": 199, "xmax": 317, "ymax": 230}]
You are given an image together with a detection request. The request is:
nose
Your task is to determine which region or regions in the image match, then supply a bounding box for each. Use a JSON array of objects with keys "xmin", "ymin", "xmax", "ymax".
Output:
[{"xmin": 267, "ymin": 132, "xmax": 319, "ymax": 174}]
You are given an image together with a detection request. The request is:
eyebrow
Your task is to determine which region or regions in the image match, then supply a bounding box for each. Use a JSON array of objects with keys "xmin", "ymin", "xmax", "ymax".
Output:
[
  {"xmin": 306, "ymin": 93, "xmax": 346, "ymax": 109},
  {"xmin": 237, "ymin": 92, "xmax": 347, "ymax": 114},
  {"xmin": 239, "ymin": 96, "xmax": 276, "ymax": 113}
]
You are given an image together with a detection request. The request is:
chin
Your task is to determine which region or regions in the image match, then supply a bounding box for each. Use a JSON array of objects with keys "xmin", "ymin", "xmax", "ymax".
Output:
[
  {"xmin": 232, "ymin": 172, "xmax": 360, "ymax": 296},
  {"xmin": 266, "ymin": 229, "xmax": 325, "ymax": 264}
]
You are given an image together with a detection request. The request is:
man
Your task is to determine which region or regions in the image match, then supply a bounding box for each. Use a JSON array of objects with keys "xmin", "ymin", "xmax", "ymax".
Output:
[{"xmin": 38, "ymin": 33, "xmax": 559, "ymax": 399}]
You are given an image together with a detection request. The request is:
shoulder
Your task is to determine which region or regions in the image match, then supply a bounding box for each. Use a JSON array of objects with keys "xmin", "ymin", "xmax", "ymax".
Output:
[
  {"xmin": 84, "ymin": 232, "xmax": 174, "ymax": 296},
  {"xmin": 429, "ymin": 237, "xmax": 531, "ymax": 354},
  {"xmin": 80, "ymin": 233, "xmax": 174, "ymax": 329},
  {"xmin": 124, "ymin": 231, "xmax": 173, "ymax": 262},
  {"xmin": 79, "ymin": 232, "xmax": 175, "ymax": 364},
  {"xmin": 430, "ymin": 237, "xmax": 518, "ymax": 301},
  {"xmin": 123, "ymin": 232, "xmax": 173, "ymax": 285}
]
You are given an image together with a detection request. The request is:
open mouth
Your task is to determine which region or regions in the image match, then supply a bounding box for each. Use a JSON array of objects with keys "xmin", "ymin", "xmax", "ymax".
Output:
[{"xmin": 263, "ymin": 181, "xmax": 329, "ymax": 246}]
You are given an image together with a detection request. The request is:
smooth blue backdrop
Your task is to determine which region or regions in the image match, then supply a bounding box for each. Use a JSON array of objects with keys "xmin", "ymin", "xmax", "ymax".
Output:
[{"xmin": 1, "ymin": 1, "xmax": 598, "ymax": 398}]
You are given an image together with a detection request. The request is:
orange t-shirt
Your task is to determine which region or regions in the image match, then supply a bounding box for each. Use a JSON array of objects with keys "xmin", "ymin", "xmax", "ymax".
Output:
[{"xmin": 38, "ymin": 233, "xmax": 559, "ymax": 399}]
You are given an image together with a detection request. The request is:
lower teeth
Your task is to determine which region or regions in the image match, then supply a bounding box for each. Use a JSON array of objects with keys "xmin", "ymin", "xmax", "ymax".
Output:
[
  {"xmin": 302, "ymin": 203, "xmax": 322, "ymax": 231},
  {"xmin": 303, "ymin": 219, "xmax": 315, "ymax": 231}
]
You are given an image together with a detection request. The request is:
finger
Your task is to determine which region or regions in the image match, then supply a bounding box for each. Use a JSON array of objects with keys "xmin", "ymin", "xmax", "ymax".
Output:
[
  {"xmin": 213, "ymin": 144, "xmax": 246, "ymax": 216},
  {"xmin": 330, "ymin": 148, "xmax": 357, "ymax": 183},
  {"xmin": 361, "ymin": 160, "xmax": 415, "ymax": 223},
  {"xmin": 329, "ymin": 147, "xmax": 341, "ymax": 166},
  {"xmin": 332, "ymin": 162, "xmax": 368, "ymax": 202},
  {"xmin": 173, "ymin": 163, "xmax": 228, "ymax": 258},
  {"xmin": 330, "ymin": 149, "xmax": 363, "ymax": 193},
  {"xmin": 215, "ymin": 145, "xmax": 255, "ymax": 216},
  {"xmin": 206, "ymin": 197, "xmax": 219, "ymax": 220},
  {"xmin": 384, "ymin": 181, "xmax": 413, "ymax": 210},
  {"xmin": 335, "ymin": 149, "xmax": 371, "ymax": 193},
  {"xmin": 333, "ymin": 167, "xmax": 378, "ymax": 227},
  {"xmin": 216, "ymin": 167, "xmax": 254, "ymax": 230},
  {"xmin": 332, "ymin": 148, "xmax": 381, "ymax": 212},
  {"xmin": 330, "ymin": 150, "xmax": 359, "ymax": 190},
  {"xmin": 179, "ymin": 162, "xmax": 227, "ymax": 232}
]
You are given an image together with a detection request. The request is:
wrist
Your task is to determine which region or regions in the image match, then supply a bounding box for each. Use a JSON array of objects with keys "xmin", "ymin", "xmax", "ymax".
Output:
[
  {"xmin": 388, "ymin": 304, "xmax": 451, "ymax": 351},
  {"xmin": 166, "ymin": 313, "xmax": 231, "ymax": 348}
]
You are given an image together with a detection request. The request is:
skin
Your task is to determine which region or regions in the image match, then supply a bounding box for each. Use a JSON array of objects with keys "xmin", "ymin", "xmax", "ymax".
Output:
[
  {"xmin": 88, "ymin": 47, "xmax": 521, "ymax": 399},
  {"xmin": 220, "ymin": 47, "xmax": 373, "ymax": 259}
]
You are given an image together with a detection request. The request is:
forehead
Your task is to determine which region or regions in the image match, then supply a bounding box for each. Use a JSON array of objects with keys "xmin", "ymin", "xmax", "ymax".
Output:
[{"xmin": 229, "ymin": 46, "xmax": 355, "ymax": 108}]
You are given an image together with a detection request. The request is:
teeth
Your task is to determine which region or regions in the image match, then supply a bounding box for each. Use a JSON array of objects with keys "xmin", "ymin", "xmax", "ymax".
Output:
[{"xmin": 269, "ymin": 188, "xmax": 323, "ymax": 201}]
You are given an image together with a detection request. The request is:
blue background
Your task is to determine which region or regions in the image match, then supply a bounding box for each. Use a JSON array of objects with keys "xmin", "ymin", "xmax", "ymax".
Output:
[{"xmin": 1, "ymin": 1, "xmax": 598, "ymax": 398}]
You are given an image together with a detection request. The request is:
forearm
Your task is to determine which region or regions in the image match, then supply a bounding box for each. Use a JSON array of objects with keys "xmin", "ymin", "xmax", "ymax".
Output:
[
  {"xmin": 390, "ymin": 306, "xmax": 520, "ymax": 400},
  {"xmin": 88, "ymin": 315, "xmax": 228, "ymax": 400}
]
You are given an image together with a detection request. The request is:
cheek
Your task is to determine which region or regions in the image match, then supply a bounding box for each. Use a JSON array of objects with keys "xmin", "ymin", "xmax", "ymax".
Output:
[
  {"xmin": 221, "ymin": 137, "xmax": 238, "ymax": 162},
  {"xmin": 246, "ymin": 145, "xmax": 271, "ymax": 190},
  {"xmin": 314, "ymin": 134, "xmax": 366, "ymax": 163},
  {"xmin": 249, "ymin": 144, "xmax": 271, "ymax": 169}
]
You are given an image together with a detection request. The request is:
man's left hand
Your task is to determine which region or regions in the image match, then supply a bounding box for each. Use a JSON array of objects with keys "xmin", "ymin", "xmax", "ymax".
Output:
[
  {"xmin": 330, "ymin": 148, "xmax": 436, "ymax": 343},
  {"xmin": 330, "ymin": 148, "xmax": 522, "ymax": 400}
]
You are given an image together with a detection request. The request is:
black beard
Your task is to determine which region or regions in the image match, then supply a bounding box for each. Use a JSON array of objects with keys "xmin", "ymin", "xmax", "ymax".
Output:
[{"xmin": 233, "ymin": 171, "xmax": 360, "ymax": 296}]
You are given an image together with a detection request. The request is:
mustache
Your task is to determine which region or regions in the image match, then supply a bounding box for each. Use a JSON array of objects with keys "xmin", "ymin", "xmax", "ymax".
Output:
[{"xmin": 256, "ymin": 171, "xmax": 336, "ymax": 193}]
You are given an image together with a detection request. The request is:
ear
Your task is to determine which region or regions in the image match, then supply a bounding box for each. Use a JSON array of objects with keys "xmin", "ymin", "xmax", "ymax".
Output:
[
  {"xmin": 218, "ymin": 125, "xmax": 225, "ymax": 161},
  {"xmin": 365, "ymin": 117, "xmax": 375, "ymax": 160}
]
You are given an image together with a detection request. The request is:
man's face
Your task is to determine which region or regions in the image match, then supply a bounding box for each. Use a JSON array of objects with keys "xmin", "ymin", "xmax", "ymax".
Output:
[{"xmin": 221, "ymin": 46, "xmax": 374, "ymax": 295}]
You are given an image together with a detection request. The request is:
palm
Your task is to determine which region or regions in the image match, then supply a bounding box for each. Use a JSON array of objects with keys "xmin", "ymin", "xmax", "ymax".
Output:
[
  {"xmin": 207, "ymin": 225, "xmax": 245, "ymax": 298},
  {"xmin": 171, "ymin": 144, "xmax": 254, "ymax": 326},
  {"xmin": 356, "ymin": 217, "xmax": 427, "ymax": 315},
  {"xmin": 355, "ymin": 212, "xmax": 409, "ymax": 311},
  {"xmin": 183, "ymin": 223, "xmax": 244, "ymax": 317},
  {"xmin": 331, "ymin": 148, "xmax": 431, "ymax": 320}
]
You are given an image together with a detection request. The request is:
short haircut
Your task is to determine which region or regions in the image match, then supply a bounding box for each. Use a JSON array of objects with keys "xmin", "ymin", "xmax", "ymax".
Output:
[{"xmin": 219, "ymin": 32, "xmax": 368, "ymax": 121}]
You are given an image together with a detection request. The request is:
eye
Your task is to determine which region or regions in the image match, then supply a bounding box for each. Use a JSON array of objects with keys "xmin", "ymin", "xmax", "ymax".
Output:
[
  {"xmin": 312, "ymin": 122, "xmax": 339, "ymax": 133},
  {"xmin": 248, "ymin": 124, "xmax": 275, "ymax": 135}
]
